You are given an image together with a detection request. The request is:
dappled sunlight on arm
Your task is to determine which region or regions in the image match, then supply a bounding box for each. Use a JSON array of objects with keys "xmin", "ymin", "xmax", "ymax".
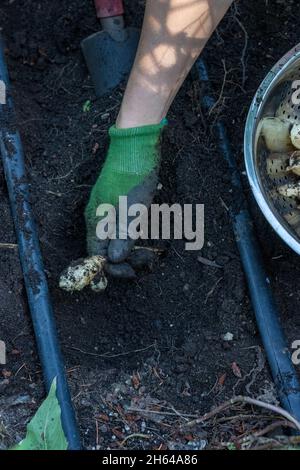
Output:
[{"xmin": 117, "ymin": 0, "xmax": 234, "ymax": 127}]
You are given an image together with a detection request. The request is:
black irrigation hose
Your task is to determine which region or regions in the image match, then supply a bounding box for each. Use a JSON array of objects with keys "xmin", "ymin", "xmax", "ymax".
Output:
[
  {"xmin": 196, "ymin": 59, "xmax": 300, "ymax": 423},
  {"xmin": 0, "ymin": 37, "xmax": 81, "ymax": 449}
]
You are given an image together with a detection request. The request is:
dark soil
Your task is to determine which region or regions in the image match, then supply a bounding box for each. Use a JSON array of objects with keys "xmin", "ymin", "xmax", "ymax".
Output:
[{"xmin": 0, "ymin": 0, "xmax": 300, "ymax": 450}]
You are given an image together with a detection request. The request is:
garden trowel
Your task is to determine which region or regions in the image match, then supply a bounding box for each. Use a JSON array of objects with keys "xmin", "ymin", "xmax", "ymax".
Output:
[{"xmin": 81, "ymin": 0, "xmax": 140, "ymax": 97}]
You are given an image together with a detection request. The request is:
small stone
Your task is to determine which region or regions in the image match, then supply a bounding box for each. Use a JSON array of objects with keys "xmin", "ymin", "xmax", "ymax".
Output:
[
  {"xmin": 222, "ymin": 332, "xmax": 234, "ymax": 342},
  {"xmin": 187, "ymin": 439, "xmax": 207, "ymax": 450}
]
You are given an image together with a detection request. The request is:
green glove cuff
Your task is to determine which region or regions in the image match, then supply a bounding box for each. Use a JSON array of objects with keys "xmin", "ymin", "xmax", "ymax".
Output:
[
  {"xmin": 105, "ymin": 119, "xmax": 167, "ymax": 175},
  {"xmin": 85, "ymin": 119, "xmax": 167, "ymax": 230}
]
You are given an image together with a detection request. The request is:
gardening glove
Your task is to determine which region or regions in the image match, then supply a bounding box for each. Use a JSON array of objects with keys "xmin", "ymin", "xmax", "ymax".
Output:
[{"xmin": 85, "ymin": 119, "xmax": 167, "ymax": 279}]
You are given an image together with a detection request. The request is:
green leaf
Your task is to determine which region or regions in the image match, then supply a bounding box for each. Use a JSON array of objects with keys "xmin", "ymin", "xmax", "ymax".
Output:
[
  {"xmin": 12, "ymin": 378, "xmax": 68, "ymax": 450},
  {"xmin": 83, "ymin": 100, "xmax": 92, "ymax": 113},
  {"xmin": 227, "ymin": 442, "xmax": 237, "ymax": 450}
]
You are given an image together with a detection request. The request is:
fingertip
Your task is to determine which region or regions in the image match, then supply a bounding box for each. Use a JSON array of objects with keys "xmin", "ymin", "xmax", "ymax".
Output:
[
  {"xmin": 105, "ymin": 262, "xmax": 136, "ymax": 279},
  {"xmin": 108, "ymin": 240, "xmax": 134, "ymax": 263}
]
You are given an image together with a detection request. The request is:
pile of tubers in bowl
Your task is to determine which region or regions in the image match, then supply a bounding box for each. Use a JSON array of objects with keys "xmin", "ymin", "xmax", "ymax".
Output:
[{"xmin": 260, "ymin": 117, "xmax": 300, "ymax": 197}]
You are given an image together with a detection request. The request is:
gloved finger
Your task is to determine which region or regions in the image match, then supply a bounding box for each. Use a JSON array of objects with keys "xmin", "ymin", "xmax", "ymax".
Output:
[
  {"xmin": 107, "ymin": 238, "xmax": 136, "ymax": 263},
  {"xmin": 128, "ymin": 247, "xmax": 156, "ymax": 271},
  {"xmin": 107, "ymin": 203, "xmax": 136, "ymax": 263},
  {"xmin": 87, "ymin": 234, "xmax": 109, "ymax": 257},
  {"xmin": 86, "ymin": 206, "xmax": 117, "ymax": 257},
  {"xmin": 104, "ymin": 262, "xmax": 136, "ymax": 279},
  {"xmin": 108, "ymin": 173, "xmax": 157, "ymax": 263}
]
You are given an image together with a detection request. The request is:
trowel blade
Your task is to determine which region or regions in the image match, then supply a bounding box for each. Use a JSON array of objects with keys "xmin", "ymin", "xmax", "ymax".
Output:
[{"xmin": 81, "ymin": 28, "xmax": 140, "ymax": 97}]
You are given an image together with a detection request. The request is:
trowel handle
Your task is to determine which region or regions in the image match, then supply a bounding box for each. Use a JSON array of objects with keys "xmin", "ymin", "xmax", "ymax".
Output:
[
  {"xmin": 94, "ymin": 0, "xmax": 124, "ymax": 19},
  {"xmin": 94, "ymin": 0, "xmax": 128, "ymax": 42}
]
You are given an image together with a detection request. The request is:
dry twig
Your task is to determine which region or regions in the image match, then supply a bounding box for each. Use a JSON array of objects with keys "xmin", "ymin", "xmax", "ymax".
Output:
[{"xmin": 183, "ymin": 395, "xmax": 300, "ymax": 432}]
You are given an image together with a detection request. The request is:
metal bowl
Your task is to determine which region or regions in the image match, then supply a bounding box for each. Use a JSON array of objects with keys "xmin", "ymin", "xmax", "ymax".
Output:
[{"xmin": 244, "ymin": 44, "xmax": 300, "ymax": 255}]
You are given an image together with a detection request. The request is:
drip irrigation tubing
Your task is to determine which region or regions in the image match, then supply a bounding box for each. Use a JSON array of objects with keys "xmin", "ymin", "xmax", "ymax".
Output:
[
  {"xmin": 196, "ymin": 58, "xmax": 300, "ymax": 423},
  {"xmin": 0, "ymin": 36, "xmax": 81, "ymax": 450}
]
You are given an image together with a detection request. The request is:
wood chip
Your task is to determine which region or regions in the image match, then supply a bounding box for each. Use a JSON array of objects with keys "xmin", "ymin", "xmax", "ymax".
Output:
[
  {"xmin": 231, "ymin": 362, "xmax": 242, "ymax": 378},
  {"xmin": 131, "ymin": 372, "xmax": 141, "ymax": 390}
]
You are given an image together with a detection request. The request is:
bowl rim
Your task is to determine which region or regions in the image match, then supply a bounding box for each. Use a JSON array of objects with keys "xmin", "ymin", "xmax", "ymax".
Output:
[{"xmin": 244, "ymin": 43, "xmax": 300, "ymax": 255}]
